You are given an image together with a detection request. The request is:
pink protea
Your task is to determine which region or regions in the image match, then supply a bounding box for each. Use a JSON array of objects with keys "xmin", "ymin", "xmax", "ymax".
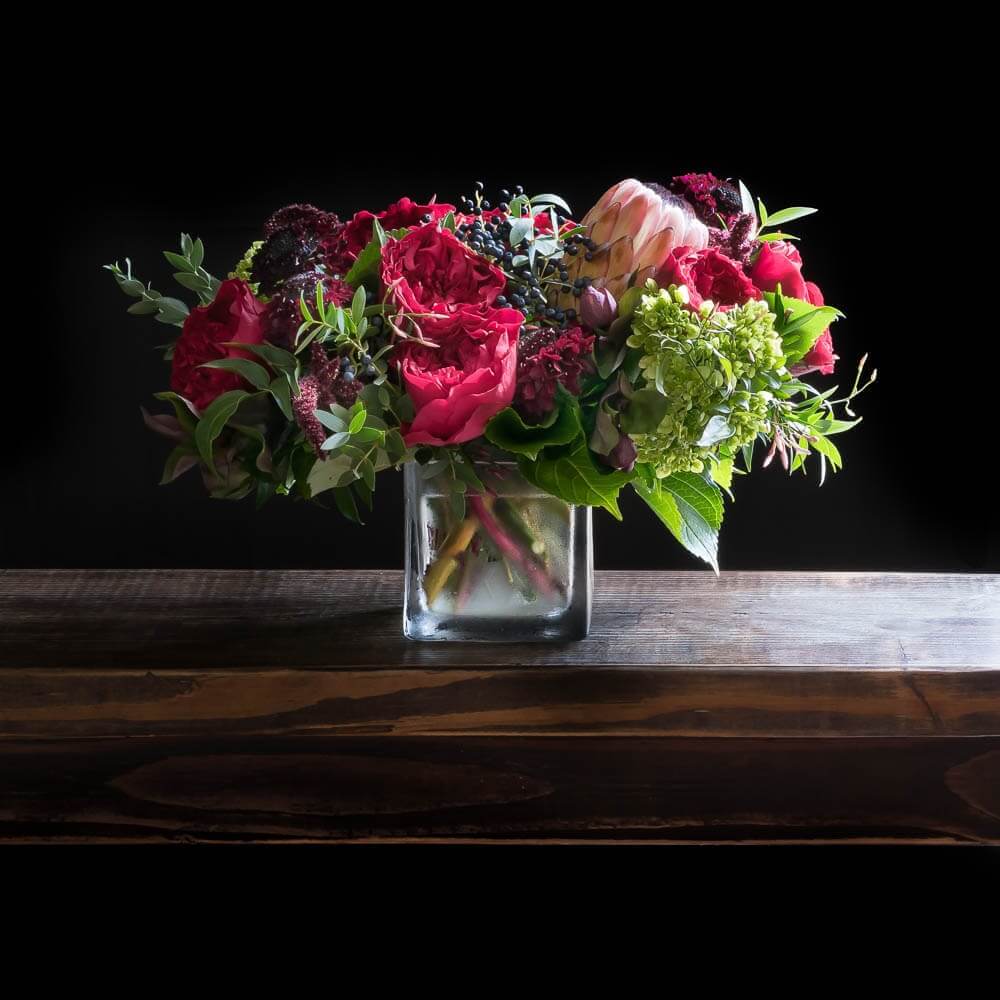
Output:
[{"xmin": 562, "ymin": 179, "xmax": 709, "ymax": 305}]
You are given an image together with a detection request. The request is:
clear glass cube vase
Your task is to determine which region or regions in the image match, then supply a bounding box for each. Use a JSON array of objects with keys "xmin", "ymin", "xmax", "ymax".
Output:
[{"xmin": 403, "ymin": 461, "xmax": 592, "ymax": 642}]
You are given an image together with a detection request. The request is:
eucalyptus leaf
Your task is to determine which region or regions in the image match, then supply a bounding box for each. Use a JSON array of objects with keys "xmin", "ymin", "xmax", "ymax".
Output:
[{"xmin": 530, "ymin": 193, "xmax": 572, "ymax": 215}]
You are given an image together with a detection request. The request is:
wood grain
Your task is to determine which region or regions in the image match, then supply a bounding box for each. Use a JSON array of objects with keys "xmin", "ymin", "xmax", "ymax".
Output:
[
  {"xmin": 1, "ymin": 569, "xmax": 997, "ymax": 844},
  {"xmin": 0, "ymin": 735, "xmax": 996, "ymax": 843},
  {"xmin": 2, "ymin": 569, "xmax": 997, "ymax": 669}
]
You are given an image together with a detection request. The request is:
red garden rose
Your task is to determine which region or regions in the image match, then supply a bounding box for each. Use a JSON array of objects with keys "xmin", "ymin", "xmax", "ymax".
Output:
[
  {"xmin": 341, "ymin": 197, "xmax": 455, "ymax": 258},
  {"xmin": 381, "ymin": 222, "xmax": 506, "ymax": 336},
  {"xmin": 751, "ymin": 241, "xmax": 837, "ymax": 375},
  {"xmin": 655, "ymin": 246, "xmax": 760, "ymax": 310},
  {"xmin": 788, "ymin": 283, "xmax": 839, "ymax": 376},
  {"xmin": 170, "ymin": 279, "xmax": 266, "ymax": 410},
  {"xmin": 399, "ymin": 308, "xmax": 522, "ymax": 446},
  {"xmin": 748, "ymin": 240, "xmax": 812, "ymax": 300}
]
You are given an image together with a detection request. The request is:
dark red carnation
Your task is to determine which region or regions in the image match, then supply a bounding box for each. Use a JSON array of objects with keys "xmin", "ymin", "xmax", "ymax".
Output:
[
  {"xmin": 170, "ymin": 279, "xmax": 266, "ymax": 410},
  {"xmin": 515, "ymin": 325, "xmax": 595, "ymax": 420},
  {"xmin": 263, "ymin": 203, "xmax": 340, "ymax": 239},
  {"xmin": 261, "ymin": 271, "xmax": 354, "ymax": 349},
  {"xmin": 340, "ymin": 197, "xmax": 455, "ymax": 259},
  {"xmin": 670, "ymin": 173, "xmax": 742, "ymax": 227},
  {"xmin": 656, "ymin": 247, "xmax": 760, "ymax": 311}
]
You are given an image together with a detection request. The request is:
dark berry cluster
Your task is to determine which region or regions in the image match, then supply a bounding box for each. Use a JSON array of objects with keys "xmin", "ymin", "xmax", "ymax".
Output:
[{"xmin": 449, "ymin": 181, "xmax": 588, "ymax": 329}]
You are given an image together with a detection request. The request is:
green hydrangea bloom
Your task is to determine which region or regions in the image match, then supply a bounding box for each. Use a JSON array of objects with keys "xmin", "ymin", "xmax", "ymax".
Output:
[
  {"xmin": 626, "ymin": 284, "xmax": 784, "ymax": 478},
  {"xmin": 229, "ymin": 241, "xmax": 267, "ymax": 299}
]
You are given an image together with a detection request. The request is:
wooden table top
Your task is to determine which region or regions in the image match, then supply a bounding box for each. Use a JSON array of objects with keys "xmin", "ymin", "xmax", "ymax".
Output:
[{"xmin": 1, "ymin": 569, "xmax": 997, "ymax": 844}]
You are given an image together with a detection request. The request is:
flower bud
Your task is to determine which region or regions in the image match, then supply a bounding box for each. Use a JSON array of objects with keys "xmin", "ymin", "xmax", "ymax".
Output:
[
  {"xmin": 579, "ymin": 285, "xmax": 618, "ymax": 329},
  {"xmin": 599, "ymin": 433, "xmax": 638, "ymax": 472}
]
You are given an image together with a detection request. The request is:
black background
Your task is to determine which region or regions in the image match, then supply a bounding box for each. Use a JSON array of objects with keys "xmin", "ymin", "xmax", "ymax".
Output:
[{"xmin": 6, "ymin": 42, "xmax": 997, "ymax": 575}]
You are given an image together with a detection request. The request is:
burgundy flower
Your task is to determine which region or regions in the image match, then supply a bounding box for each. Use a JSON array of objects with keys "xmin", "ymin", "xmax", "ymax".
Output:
[
  {"xmin": 263, "ymin": 203, "xmax": 340, "ymax": 240},
  {"xmin": 341, "ymin": 197, "xmax": 455, "ymax": 259},
  {"xmin": 261, "ymin": 271, "xmax": 354, "ymax": 349},
  {"xmin": 670, "ymin": 172, "xmax": 743, "ymax": 227},
  {"xmin": 656, "ymin": 247, "xmax": 760, "ymax": 311},
  {"xmin": 515, "ymin": 326, "xmax": 595, "ymax": 420},
  {"xmin": 170, "ymin": 279, "xmax": 266, "ymax": 410},
  {"xmin": 293, "ymin": 345, "xmax": 362, "ymax": 456}
]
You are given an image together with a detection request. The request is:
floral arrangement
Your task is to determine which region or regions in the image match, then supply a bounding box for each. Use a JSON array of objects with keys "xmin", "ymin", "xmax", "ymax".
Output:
[{"xmin": 106, "ymin": 174, "xmax": 873, "ymax": 580}]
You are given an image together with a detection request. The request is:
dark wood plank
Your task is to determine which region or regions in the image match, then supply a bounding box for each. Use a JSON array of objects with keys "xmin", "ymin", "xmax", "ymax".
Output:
[
  {"xmin": 2, "ymin": 569, "xmax": 997, "ymax": 670},
  {"xmin": 2, "ymin": 569, "xmax": 996, "ymax": 843},
  {"xmin": 1, "ymin": 666, "xmax": 997, "ymax": 737},
  {"xmin": 1, "ymin": 734, "xmax": 997, "ymax": 843}
]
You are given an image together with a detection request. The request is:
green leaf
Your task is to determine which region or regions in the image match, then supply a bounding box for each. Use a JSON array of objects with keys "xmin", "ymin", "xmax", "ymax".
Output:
[
  {"xmin": 810, "ymin": 433, "xmax": 843, "ymax": 470},
  {"xmin": 239, "ymin": 342, "xmax": 298, "ymax": 374},
  {"xmin": 508, "ymin": 217, "xmax": 533, "ymax": 247},
  {"xmin": 441, "ymin": 211, "xmax": 456, "ymax": 232},
  {"xmin": 757, "ymin": 232, "xmax": 799, "ymax": 243},
  {"xmin": 621, "ymin": 388, "xmax": 670, "ymax": 434},
  {"xmin": 160, "ymin": 446, "xmax": 198, "ymax": 485},
  {"xmin": 348, "ymin": 408, "xmax": 367, "ymax": 435},
  {"xmin": 315, "ymin": 410, "xmax": 347, "ymax": 432},
  {"xmin": 530, "ymin": 193, "xmax": 572, "ymax": 215},
  {"xmin": 696, "ymin": 415, "xmax": 735, "ymax": 447},
  {"xmin": 199, "ymin": 358, "xmax": 271, "ymax": 390},
  {"xmin": 332, "ymin": 486, "xmax": 362, "ymax": 523},
  {"xmin": 195, "ymin": 390, "xmax": 249, "ymax": 475},
  {"xmin": 764, "ymin": 292, "xmax": 843, "ymax": 363},
  {"xmin": 762, "ymin": 206, "xmax": 818, "ymax": 227},
  {"xmin": 757, "ymin": 198, "xmax": 768, "ymax": 226},
  {"xmin": 269, "ymin": 375, "xmax": 293, "ymax": 420},
  {"xmin": 633, "ymin": 470, "xmax": 723, "ymax": 572},
  {"xmin": 153, "ymin": 390, "xmax": 200, "ymax": 429},
  {"xmin": 484, "ymin": 393, "xmax": 581, "ymax": 460},
  {"xmin": 350, "ymin": 426, "xmax": 385, "ymax": 445},
  {"xmin": 372, "ymin": 218, "xmax": 388, "ymax": 248},
  {"xmin": 189, "ymin": 238, "xmax": 205, "ymax": 270},
  {"xmin": 358, "ymin": 457, "xmax": 376, "ymax": 492},
  {"xmin": 709, "ymin": 456, "xmax": 733, "ymax": 489},
  {"xmin": 173, "ymin": 272, "xmax": 211, "ymax": 293},
  {"xmin": 589, "ymin": 405, "xmax": 620, "ymax": 456},
  {"xmin": 127, "ymin": 299, "xmax": 161, "ymax": 316},
  {"xmin": 164, "ymin": 250, "xmax": 194, "ymax": 272},
  {"xmin": 813, "ymin": 416, "xmax": 861, "ymax": 436},
  {"xmin": 321, "ymin": 431, "xmax": 350, "ymax": 451},
  {"xmin": 595, "ymin": 340, "xmax": 628, "ymax": 379},
  {"xmin": 517, "ymin": 437, "xmax": 633, "ymax": 519},
  {"xmin": 351, "ymin": 286, "xmax": 366, "ymax": 327},
  {"xmin": 344, "ymin": 237, "xmax": 382, "ymax": 286}
]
